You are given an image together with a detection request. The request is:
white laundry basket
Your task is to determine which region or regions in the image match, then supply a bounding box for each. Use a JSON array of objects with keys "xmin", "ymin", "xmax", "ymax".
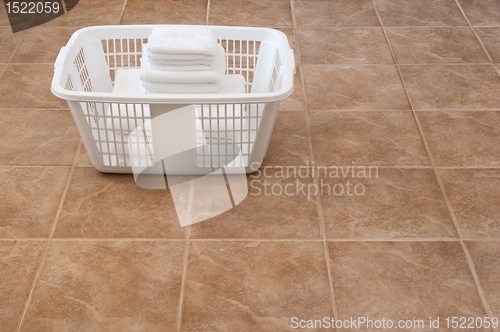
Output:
[{"xmin": 51, "ymin": 25, "xmax": 295, "ymax": 174}]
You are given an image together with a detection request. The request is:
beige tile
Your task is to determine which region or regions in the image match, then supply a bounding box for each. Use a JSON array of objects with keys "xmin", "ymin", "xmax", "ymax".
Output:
[
  {"xmin": 0, "ymin": 167, "xmax": 70, "ymax": 238},
  {"xmin": 54, "ymin": 168, "xmax": 185, "ymax": 239},
  {"xmin": 181, "ymin": 241, "xmax": 332, "ymax": 331},
  {"xmin": 189, "ymin": 168, "xmax": 321, "ymax": 239},
  {"xmin": 0, "ymin": 65, "xmax": 68, "ymax": 109},
  {"xmin": 11, "ymin": 27, "xmax": 78, "ymax": 64},
  {"xmin": 400, "ymin": 65, "xmax": 500, "ymax": 109},
  {"xmin": 209, "ymin": 0, "xmax": 292, "ymax": 27},
  {"xmin": 310, "ymin": 111, "xmax": 429, "ymax": 166},
  {"xmin": 293, "ymin": 0, "xmax": 380, "ymax": 27},
  {"xmin": 29, "ymin": 0, "xmax": 127, "ymax": 27},
  {"xmin": 0, "ymin": 4, "xmax": 11, "ymax": 26},
  {"xmin": 0, "ymin": 27, "xmax": 23, "ymax": 63},
  {"xmin": 121, "ymin": 0, "xmax": 207, "ymax": 25},
  {"xmin": 278, "ymin": 68, "xmax": 305, "ymax": 110},
  {"xmin": 20, "ymin": 240, "xmax": 185, "ymax": 332},
  {"xmin": 328, "ymin": 241, "xmax": 487, "ymax": 329},
  {"xmin": 386, "ymin": 27, "xmax": 489, "ymax": 64},
  {"xmin": 476, "ymin": 28, "xmax": 500, "ymax": 63},
  {"xmin": 0, "ymin": 241, "xmax": 45, "ymax": 332},
  {"xmin": 439, "ymin": 169, "xmax": 500, "ymax": 239},
  {"xmin": 458, "ymin": 0, "xmax": 500, "ymax": 27},
  {"xmin": 303, "ymin": 65, "xmax": 410, "ymax": 110},
  {"xmin": 321, "ymin": 168, "xmax": 456, "ymax": 239},
  {"xmin": 467, "ymin": 241, "xmax": 500, "ymax": 317},
  {"xmin": 418, "ymin": 111, "xmax": 500, "ymax": 167},
  {"xmin": 374, "ymin": 0, "xmax": 468, "ymax": 26},
  {"xmin": 262, "ymin": 111, "xmax": 310, "ymax": 167},
  {"xmin": 298, "ymin": 28, "xmax": 394, "ymax": 64},
  {"xmin": 0, "ymin": 110, "xmax": 80, "ymax": 166},
  {"xmin": 75, "ymin": 144, "xmax": 93, "ymax": 167}
]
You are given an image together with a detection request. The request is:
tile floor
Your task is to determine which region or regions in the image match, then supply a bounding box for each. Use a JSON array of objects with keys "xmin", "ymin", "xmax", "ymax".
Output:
[{"xmin": 1, "ymin": 0, "xmax": 500, "ymax": 331}]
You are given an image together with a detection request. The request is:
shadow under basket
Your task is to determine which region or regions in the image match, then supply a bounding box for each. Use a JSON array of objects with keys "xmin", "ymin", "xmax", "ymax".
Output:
[{"xmin": 51, "ymin": 25, "xmax": 295, "ymax": 175}]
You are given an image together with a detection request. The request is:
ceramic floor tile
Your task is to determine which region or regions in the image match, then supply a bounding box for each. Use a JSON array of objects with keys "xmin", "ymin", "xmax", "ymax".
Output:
[
  {"xmin": 302, "ymin": 65, "xmax": 410, "ymax": 110},
  {"xmin": 439, "ymin": 169, "xmax": 500, "ymax": 239},
  {"xmin": 0, "ymin": 27, "xmax": 23, "ymax": 63},
  {"xmin": 181, "ymin": 241, "xmax": 332, "ymax": 331},
  {"xmin": 262, "ymin": 111, "xmax": 310, "ymax": 167},
  {"xmin": 309, "ymin": 111, "xmax": 429, "ymax": 166},
  {"xmin": 0, "ymin": 167, "xmax": 70, "ymax": 238},
  {"xmin": 457, "ymin": 0, "xmax": 500, "ymax": 27},
  {"xmin": 278, "ymin": 68, "xmax": 305, "ymax": 110},
  {"xmin": 209, "ymin": 0, "xmax": 292, "ymax": 27},
  {"xmin": 400, "ymin": 65, "xmax": 500, "ymax": 109},
  {"xmin": 467, "ymin": 241, "xmax": 500, "ymax": 317},
  {"xmin": 11, "ymin": 27, "xmax": 78, "ymax": 64},
  {"xmin": 0, "ymin": 65, "xmax": 68, "ymax": 109},
  {"xmin": 54, "ymin": 168, "xmax": 185, "ymax": 239},
  {"xmin": 417, "ymin": 111, "xmax": 500, "ymax": 167},
  {"xmin": 189, "ymin": 168, "xmax": 321, "ymax": 239},
  {"xmin": 121, "ymin": 0, "xmax": 207, "ymax": 25},
  {"xmin": 0, "ymin": 4, "xmax": 11, "ymax": 26},
  {"xmin": 321, "ymin": 168, "xmax": 456, "ymax": 239},
  {"xmin": 20, "ymin": 240, "xmax": 185, "ymax": 332},
  {"xmin": 0, "ymin": 240, "xmax": 45, "ymax": 332},
  {"xmin": 29, "ymin": 0, "xmax": 127, "ymax": 27},
  {"xmin": 298, "ymin": 28, "xmax": 394, "ymax": 64},
  {"xmin": 374, "ymin": 0, "xmax": 468, "ymax": 26},
  {"xmin": 386, "ymin": 27, "xmax": 489, "ymax": 64},
  {"xmin": 328, "ymin": 241, "xmax": 487, "ymax": 329},
  {"xmin": 293, "ymin": 0, "xmax": 380, "ymax": 27},
  {"xmin": 476, "ymin": 28, "xmax": 500, "ymax": 63},
  {"xmin": 0, "ymin": 110, "xmax": 80, "ymax": 166},
  {"xmin": 75, "ymin": 144, "xmax": 92, "ymax": 167}
]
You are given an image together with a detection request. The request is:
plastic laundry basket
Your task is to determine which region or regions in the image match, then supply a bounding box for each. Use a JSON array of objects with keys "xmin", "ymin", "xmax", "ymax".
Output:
[{"xmin": 51, "ymin": 25, "xmax": 295, "ymax": 174}]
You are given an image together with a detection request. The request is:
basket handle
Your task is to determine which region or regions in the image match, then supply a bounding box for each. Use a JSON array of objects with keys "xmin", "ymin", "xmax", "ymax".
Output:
[
  {"xmin": 287, "ymin": 49, "xmax": 296, "ymax": 75},
  {"xmin": 54, "ymin": 46, "xmax": 68, "ymax": 72}
]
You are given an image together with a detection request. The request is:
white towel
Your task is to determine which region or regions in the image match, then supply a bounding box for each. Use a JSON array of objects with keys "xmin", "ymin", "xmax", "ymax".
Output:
[
  {"xmin": 148, "ymin": 26, "xmax": 217, "ymax": 58},
  {"xmin": 141, "ymin": 45, "xmax": 225, "ymax": 84},
  {"xmin": 148, "ymin": 52, "xmax": 214, "ymax": 62},
  {"xmin": 142, "ymin": 44, "xmax": 214, "ymax": 71}
]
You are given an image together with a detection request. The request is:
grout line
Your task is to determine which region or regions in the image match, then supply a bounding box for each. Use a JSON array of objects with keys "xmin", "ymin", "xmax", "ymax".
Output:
[
  {"xmin": 176, "ymin": 213, "xmax": 194, "ymax": 331},
  {"xmin": 206, "ymin": 0, "xmax": 210, "ymax": 25},
  {"xmin": 301, "ymin": 63, "xmax": 495, "ymax": 66},
  {"xmin": 15, "ymin": 140, "xmax": 82, "ymax": 332},
  {"xmin": 290, "ymin": 0, "xmax": 339, "ymax": 322},
  {"xmin": 453, "ymin": 2, "xmax": 500, "ymax": 328},
  {"xmin": 453, "ymin": 0, "xmax": 500, "ymax": 78},
  {"xmin": 118, "ymin": 0, "xmax": 128, "ymax": 25},
  {"xmin": 176, "ymin": 227, "xmax": 191, "ymax": 332},
  {"xmin": 374, "ymin": 0, "xmax": 498, "ymax": 327},
  {"xmin": 4, "ymin": 237, "xmax": 464, "ymax": 242}
]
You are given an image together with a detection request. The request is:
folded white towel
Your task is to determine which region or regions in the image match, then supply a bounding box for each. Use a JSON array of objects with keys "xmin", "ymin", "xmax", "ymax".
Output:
[
  {"xmin": 151, "ymin": 63, "xmax": 213, "ymax": 71},
  {"xmin": 142, "ymin": 44, "xmax": 214, "ymax": 71},
  {"xmin": 148, "ymin": 26, "xmax": 217, "ymax": 58},
  {"xmin": 147, "ymin": 58, "xmax": 214, "ymax": 66},
  {"xmin": 141, "ymin": 45, "xmax": 225, "ymax": 84},
  {"xmin": 148, "ymin": 52, "xmax": 215, "ymax": 62}
]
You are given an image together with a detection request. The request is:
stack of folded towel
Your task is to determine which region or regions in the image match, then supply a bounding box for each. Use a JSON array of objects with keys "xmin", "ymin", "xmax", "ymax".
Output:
[{"xmin": 141, "ymin": 26, "xmax": 225, "ymax": 94}]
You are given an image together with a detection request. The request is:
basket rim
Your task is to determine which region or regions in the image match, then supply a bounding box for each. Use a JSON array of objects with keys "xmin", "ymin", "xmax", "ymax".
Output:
[{"xmin": 51, "ymin": 24, "xmax": 295, "ymax": 104}]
